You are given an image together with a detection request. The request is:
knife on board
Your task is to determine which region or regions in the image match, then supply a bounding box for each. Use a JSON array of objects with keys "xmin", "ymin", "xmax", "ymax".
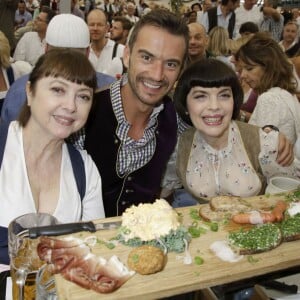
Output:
[{"xmin": 26, "ymin": 221, "xmax": 122, "ymax": 238}]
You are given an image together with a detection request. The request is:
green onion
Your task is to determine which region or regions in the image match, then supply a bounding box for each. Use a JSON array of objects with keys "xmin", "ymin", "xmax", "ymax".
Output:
[
  {"xmin": 190, "ymin": 208, "xmax": 201, "ymax": 220},
  {"xmin": 194, "ymin": 256, "xmax": 204, "ymax": 265},
  {"xmin": 247, "ymin": 255, "xmax": 259, "ymax": 264}
]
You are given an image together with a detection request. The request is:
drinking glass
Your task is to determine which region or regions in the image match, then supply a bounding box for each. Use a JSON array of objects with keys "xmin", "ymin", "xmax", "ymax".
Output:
[
  {"xmin": 8, "ymin": 213, "xmax": 58, "ymax": 300},
  {"xmin": 35, "ymin": 264, "xmax": 57, "ymax": 300}
]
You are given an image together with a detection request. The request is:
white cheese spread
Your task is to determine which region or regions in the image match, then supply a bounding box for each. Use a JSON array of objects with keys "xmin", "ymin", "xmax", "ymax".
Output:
[{"xmin": 121, "ymin": 199, "xmax": 180, "ymax": 241}]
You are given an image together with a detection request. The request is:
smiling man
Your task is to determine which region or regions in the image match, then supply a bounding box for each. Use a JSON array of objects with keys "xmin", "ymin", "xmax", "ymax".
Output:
[
  {"xmin": 187, "ymin": 22, "xmax": 209, "ymax": 65},
  {"xmin": 84, "ymin": 9, "xmax": 189, "ymax": 217}
]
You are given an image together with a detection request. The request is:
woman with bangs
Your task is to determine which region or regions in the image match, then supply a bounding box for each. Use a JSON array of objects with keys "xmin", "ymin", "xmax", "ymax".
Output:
[
  {"xmin": 236, "ymin": 32, "xmax": 300, "ymax": 145},
  {"xmin": 172, "ymin": 58, "xmax": 299, "ymax": 201},
  {"xmin": 0, "ymin": 49, "xmax": 105, "ymax": 263}
]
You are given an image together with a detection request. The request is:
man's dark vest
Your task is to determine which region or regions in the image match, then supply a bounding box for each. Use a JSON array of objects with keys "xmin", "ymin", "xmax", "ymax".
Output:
[
  {"xmin": 207, "ymin": 6, "xmax": 235, "ymax": 39},
  {"xmin": 84, "ymin": 89, "xmax": 177, "ymax": 217}
]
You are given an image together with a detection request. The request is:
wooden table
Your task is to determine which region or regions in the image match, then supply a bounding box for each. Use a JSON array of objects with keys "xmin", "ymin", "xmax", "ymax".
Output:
[{"xmin": 55, "ymin": 195, "xmax": 300, "ymax": 299}]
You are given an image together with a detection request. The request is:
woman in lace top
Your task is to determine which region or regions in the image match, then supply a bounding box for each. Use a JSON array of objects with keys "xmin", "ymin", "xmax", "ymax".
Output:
[
  {"xmin": 172, "ymin": 59, "xmax": 299, "ymax": 200},
  {"xmin": 236, "ymin": 33, "xmax": 300, "ymax": 144}
]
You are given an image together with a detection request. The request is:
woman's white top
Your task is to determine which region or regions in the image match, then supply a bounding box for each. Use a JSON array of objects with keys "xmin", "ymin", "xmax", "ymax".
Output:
[
  {"xmin": 0, "ymin": 121, "xmax": 105, "ymax": 227},
  {"xmin": 249, "ymin": 87, "xmax": 300, "ymax": 144}
]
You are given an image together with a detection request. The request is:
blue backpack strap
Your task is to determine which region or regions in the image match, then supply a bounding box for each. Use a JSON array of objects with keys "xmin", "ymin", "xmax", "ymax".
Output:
[
  {"xmin": 66, "ymin": 143, "xmax": 86, "ymax": 201},
  {"xmin": 6, "ymin": 66, "xmax": 15, "ymax": 86},
  {"xmin": 0, "ymin": 122, "xmax": 10, "ymax": 264},
  {"xmin": 0, "ymin": 123, "xmax": 86, "ymax": 199},
  {"xmin": 0, "ymin": 121, "xmax": 10, "ymax": 169}
]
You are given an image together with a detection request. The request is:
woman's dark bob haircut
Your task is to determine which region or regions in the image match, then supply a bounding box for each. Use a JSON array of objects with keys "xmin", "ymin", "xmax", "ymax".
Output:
[
  {"xmin": 174, "ymin": 58, "xmax": 243, "ymax": 126},
  {"xmin": 19, "ymin": 49, "xmax": 97, "ymax": 126}
]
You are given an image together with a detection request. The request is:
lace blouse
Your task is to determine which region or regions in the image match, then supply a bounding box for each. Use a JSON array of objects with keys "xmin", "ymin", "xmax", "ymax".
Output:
[
  {"xmin": 249, "ymin": 87, "xmax": 300, "ymax": 144},
  {"xmin": 162, "ymin": 122, "xmax": 299, "ymax": 198}
]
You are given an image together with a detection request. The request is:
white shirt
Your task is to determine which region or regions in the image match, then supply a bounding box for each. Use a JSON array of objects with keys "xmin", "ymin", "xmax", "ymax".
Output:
[
  {"xmin": 234, "ymin": 5, "xmax": 262, "ymax": 38},
  {"xmin": 88, "ymin": 39, "xmax": 124, "ymax": 74},
  {"xmin": 105, "ymin": 57, "xmax": 124, "ymax": 78},
  {"xmin": 201, "ymin": 5, "xmax": 236, "ymax": 38},
  {"xmin": 278, "ymin": 39, "xmax": 298, "ymax": 52},
  {"xmin": 249, "ymin": 87, "xmax": 300, "ymax": 144},
  {"xmin": 196, "ymin": 11, "xmax": 205, "ymax": 24},
  {"xmin": 125, "ymin": 14, "xmax": 139, "ymax": 23},
  {"xmin": 0, "ymin": 121, "xmax": 105, "ymax": 228},
  {"xmin": 13, "ymin": 31, "xmax": 46, "ymax": 66}
]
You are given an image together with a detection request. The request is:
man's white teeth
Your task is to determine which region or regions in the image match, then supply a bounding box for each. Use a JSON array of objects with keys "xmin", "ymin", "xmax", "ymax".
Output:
[{"xmin": 144, "ymin": 81, "xmax": 160, "ymax": 89}]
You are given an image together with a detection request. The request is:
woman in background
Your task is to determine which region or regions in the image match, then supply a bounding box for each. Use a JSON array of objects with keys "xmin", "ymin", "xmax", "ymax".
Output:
[
  {"xmin": 236, "ymin": 33, "xmax": 300, "ymax": 144},
  {"xmin": 0, "ymin": 31, "xmax": 32, "ymax": 113},
  {"xmin": 207, "ymin": 26, "xmax": 233, "ymax": 68}
]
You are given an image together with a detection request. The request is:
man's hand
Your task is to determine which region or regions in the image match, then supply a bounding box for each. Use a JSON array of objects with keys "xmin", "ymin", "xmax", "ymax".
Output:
[{"xmin": 277, "ymin": 133, "xmax": 294, "ymax": 166}]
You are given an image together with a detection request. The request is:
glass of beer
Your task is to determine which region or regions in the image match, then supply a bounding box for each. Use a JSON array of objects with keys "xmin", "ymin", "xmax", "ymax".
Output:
[{"xmin": 8, "ymin": 213, "xmax": 58, "ymax": 300}]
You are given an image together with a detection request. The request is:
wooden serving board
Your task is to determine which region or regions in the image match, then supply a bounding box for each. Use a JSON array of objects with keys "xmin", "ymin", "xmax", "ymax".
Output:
[{"xmin": 55, "ymin": 192, "xmax": 300, "ymax": 300}]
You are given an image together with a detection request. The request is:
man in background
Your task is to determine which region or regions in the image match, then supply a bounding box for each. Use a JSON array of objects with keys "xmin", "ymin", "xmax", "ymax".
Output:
[
  {"xmin": 197, "ymin": 0, "xmax": 212, "ymax": 24},
  {"xmin": 13, "ymin": 6, "xmax": 56, "ymax": 66},
  {"xmin": 279, "ymin": 21, "xmax": 299, "ymax": 57},
  {"xmin": 187, "ymin": 22, "xmax": 209, "ymax": 65},
  {"xmin": 260, "ymin": 0, "xmax": 284, "ymax": 41},
  {"xmin": 14, "ymin": 0, "xmax": 32, "ymax": 29},
  {"xmin": 110, "ymin": 16, "xmax": 133, "ymax": 45},
  {"xmin": 201, "ymin": 0, "xmax": 239, "ymax": 39},
  {"xmin": 234, "ymin": 0, "xmax": 262, "ymax": 39},
  {"xmin": 87, "ymin": 9, "xmax": 124, "ymax": 74}
]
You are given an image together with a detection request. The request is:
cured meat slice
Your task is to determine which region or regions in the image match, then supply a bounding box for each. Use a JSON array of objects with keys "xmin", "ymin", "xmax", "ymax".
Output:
[{"xmin": 37, "ymin": 236, "xmax": 135, "ymax": 293}]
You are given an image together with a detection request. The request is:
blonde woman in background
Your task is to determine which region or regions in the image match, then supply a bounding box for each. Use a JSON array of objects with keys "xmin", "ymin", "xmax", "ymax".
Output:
[
  {"xmin": 207, "ymin": 26, "xmax": 233, "ymax": 68},
  {"xmin": 0, "ymin": 31, "xmax": 32, "ymax": 113}
]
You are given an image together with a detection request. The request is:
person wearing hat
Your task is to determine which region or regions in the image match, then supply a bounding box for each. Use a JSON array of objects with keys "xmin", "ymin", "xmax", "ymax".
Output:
[{"xmin": 1, "ymin": 14, "xmax": 115, "ymax": 123}]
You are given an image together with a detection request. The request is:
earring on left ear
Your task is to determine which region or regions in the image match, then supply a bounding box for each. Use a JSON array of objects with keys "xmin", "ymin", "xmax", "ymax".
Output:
[{"xmin": 185, "ymin": 111, "xmax": 189, "ymax": 115}]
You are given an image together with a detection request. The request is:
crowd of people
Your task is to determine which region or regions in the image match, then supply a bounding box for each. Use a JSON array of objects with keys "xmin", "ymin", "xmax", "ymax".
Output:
[{"xmin": 0, "ymin": 0, "xmax": 300, "ymax": 298}]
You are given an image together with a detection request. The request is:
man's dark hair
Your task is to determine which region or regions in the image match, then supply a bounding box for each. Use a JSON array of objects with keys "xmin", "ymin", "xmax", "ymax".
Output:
[
  {"xmin": 112, "ymin": 16, "xmax": 133, "ymax": 31},
  {"xmin": 41, "ymin": 6, "xmax": 56, "ymax": 24},
  {"xmin": 221, "ymin": 0, "xmax": 239, "ymax": 5},
  {"xmin": 128, "ymin": 9, "xmax": 189, "ymax": 61},
  {"xmin": 191, "ymin": 3, "xmax": 202, "ymax": 10},
  {"xmin": 239, "ymin": 22, "xmax": 259, "ymax": 35},
  {"xmin": 174, "ymin": 58, "xmax": 243, "ymax": 125}
]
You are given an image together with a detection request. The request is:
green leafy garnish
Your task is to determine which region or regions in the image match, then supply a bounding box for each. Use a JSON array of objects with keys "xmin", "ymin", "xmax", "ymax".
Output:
[
  {"xmin": 188, "ymin": 209, "xmax": 219, "ymax": 237},
  {"xmin": 285, "ymin": 189, "xmax": 300, "ymax": 202},
  {"xmin": 116, "ymin": 226, "xmax": 191, "ymax": 253},
  {"xmin": 96, "ymin": 238, "xmax": 116, "ymax": 249},
  {"xmin": 247, "ymin": 255, "xmax": 260, "ymax": 264},
  {"xmin": 190, "ymin": 208, "xmax": 201, "ymax": 220},
  {"xmin": 131, "ymin": 254, "xmax": 139, "ymax": 263},
  {"xmin": 188, "ymin": 223, "xmax": 207, "ymax": 238},
  {"xmin": 209, "ymin": 222, "xmax": 219, "ymax": 232},
  {"xmin": 194, "ymin": 256, "xmax": 204, "ymax": 265}
]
